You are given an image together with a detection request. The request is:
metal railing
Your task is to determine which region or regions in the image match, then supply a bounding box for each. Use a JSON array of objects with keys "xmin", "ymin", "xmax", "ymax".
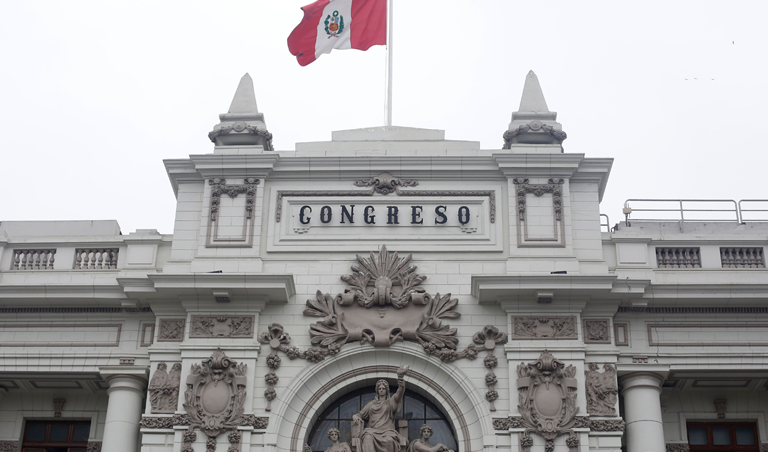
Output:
[
  {"xmin": 599, "ymin": 214, "xmax": 610, "ymax": 232},
  {"xmin": 622, "ymin": 199, "xmax": 768, "ymax": 225}
]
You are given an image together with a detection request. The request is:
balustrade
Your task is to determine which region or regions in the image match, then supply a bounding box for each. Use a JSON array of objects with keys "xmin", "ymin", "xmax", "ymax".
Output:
[
  {"xmin": 74, "ymin": 248, "xmax": 119, "ymax": 270},
  {"xmin": 720, "ymin": 247, "xmax": 765, "ymax": 268},
  {"xmin": 12, "ymin": 249, "xmax": 56, "ymax": 270},
  {"xmin": 656, "ymin": 247, "xmax": 701, "ymax": 268}
]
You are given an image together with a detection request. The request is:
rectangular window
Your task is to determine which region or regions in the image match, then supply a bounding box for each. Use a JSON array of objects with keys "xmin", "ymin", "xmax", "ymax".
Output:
[
  {"xmin": 22, "ymin": 421, "xmax": 90, "ymax": 452},
  {"xmin": 687, "ymin": 422, "xmax": 759, "ymax": 451}
]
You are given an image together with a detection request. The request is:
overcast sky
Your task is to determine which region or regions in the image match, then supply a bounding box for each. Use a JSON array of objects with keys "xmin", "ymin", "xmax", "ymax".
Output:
[{"xmin": 1, "ymin": 1, "xmax": 766, "ymax": 234}]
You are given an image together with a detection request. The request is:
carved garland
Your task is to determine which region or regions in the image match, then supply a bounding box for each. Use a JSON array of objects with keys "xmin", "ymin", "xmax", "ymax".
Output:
[
  {"xmin": 208, "ymin": 124, "xmax": 274, "ymax": 151},
  {"xmin": 274, "ymin": 173, "xmax": 495, "ymax": 223},
  {"xmin": 666, "ymin": 444, "xmax": 690, "ymax": 452},
  {"xmin": 493, "ymin": 417, "xmax": 625, "ymax": 432},
  {"xmin": 472, "ymin": 325, "xmax": 508, "ymax": 411},
  {"xmin": 517, "ymin": 351, "xmax": 580, "ymax": 452},
  {"xmin": 140, "ymin": 414, "xmax": 268, "ymax": 429},
  {"xmin": 502, "ymin": 122, "xmax": 567, "ymax": 149}
]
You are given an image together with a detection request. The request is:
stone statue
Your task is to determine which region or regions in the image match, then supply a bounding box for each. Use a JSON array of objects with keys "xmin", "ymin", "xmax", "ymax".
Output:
[
  {"xmin": 352, "ymin": 366, "xmax": 409, "ymax": 452},
  {"xmin": 149, "ymin": 362, "xmax": 181, "ymax": 413},
  {"xmin": 407, "ymin": 425, "xmax": 454, "ymax": 452},
  {"xmin": 325, "ymin": 428, "xmax": 352, "ymax": 452}
]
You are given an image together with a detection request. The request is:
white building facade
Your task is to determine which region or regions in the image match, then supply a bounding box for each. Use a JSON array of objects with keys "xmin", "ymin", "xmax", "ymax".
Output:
[{"xmin": 0, "ymin": 72, "xmax": 765, "ymax": 452}]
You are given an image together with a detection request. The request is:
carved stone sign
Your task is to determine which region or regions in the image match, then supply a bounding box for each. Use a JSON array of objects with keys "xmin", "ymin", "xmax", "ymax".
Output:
[
  {"xmin": 511, "ymin": 317, "xmax": 577, "ymax": 339},
  {"xmin": 183, "ymin": 349, "xmax": 247, "ymax": 438},
  {"xmin": 304, "ymin": 245, "xmax": 461, "ymax": 350},
  {"xmin": 189, "ymin": 315, "xmax": 255, "ymax": 338},
  {"xmin": 516, "ymin": 351, "xmax": 580, "ymax": 452},
  {"xmin": 584, "ymin": 363, "xmax": 618, "ymax": 416}
]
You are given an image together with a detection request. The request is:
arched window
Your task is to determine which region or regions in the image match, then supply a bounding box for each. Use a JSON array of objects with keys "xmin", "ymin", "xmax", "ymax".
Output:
[{"xmin": 308, "ymin": 386, "xmax": 457, "ymax": 452}]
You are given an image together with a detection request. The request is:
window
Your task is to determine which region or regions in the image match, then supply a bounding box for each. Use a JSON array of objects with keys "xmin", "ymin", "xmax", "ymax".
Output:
[
  {"xmin": 307, "ymin": 386, "xmax": 457, "ymax": 452},
  {"xmin": 687, "ymin": 422, "xmax": 759, "ymax": 451},
  {"xmin": 23, "ymin": 421, "xmax": 90, "ymax": 452}
]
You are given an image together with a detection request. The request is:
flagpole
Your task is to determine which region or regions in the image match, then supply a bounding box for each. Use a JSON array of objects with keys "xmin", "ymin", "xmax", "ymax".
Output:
[{"xmin": 384, "ymin": 0, "xmax": 393, "ymax": 126}]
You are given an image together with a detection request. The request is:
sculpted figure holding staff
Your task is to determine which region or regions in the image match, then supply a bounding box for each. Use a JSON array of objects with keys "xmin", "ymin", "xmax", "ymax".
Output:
[{"xmin": 352, "ymin": 366, "xmax": 409, "ymax": 452}]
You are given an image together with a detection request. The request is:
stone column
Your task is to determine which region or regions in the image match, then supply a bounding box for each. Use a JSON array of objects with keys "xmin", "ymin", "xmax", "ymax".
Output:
[
  {"xmin": 99, "ymin": 366, "xmax": 148, "ymax": 452},
  {"xmin": 620, "ymin": 372, "xmax": 666, "ymax": 452}
]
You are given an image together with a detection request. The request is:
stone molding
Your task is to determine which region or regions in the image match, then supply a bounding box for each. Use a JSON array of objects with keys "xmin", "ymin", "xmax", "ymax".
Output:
[
  {"xmin": 157, "ymin": 319, "xmax": 185, "ymax": 342},
  {"xmin": 585, "ymin": 363, "xmax": 618, "ymax": 416},
  {"xmin": 189, "ymin": 315, "xmax": 255, "ymax": 338},
  {"xmin": 206, "ymin": 178, "xmax": 260, "ymax": 248},
  {"xmin": 208, "ymin": 123, "xmax": 274, "ymax": 151},
  {"xmin": 0, "ymin": 307, "xmax": 152, "ymax": 313},
  {"xmin": 511, "ymin": 316, "xmax": 577, "ymax": 339},
  {"xmin": 583, "ymin": 319, "xmax": 611, "ymax": 343},
  {"xmin": 513, "ymin": 178, "xmax": 565, "ymax": 248},
  {"xmin": 503, "ymin": 121, "xmax": 567, "ymax": 149},
  {"xmin": 0, "ymin": 323, "xmax": 121, "ymax": 348},
  {"xmin": 619, "ymin": 306, "xmax": 768, "ymax": 314},
  {"xmin": 516, "ymin": 351, "xmax": 580, "ymax": 452}
]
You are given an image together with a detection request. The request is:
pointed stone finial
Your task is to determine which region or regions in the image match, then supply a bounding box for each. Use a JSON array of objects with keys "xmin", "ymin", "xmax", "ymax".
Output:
[
  {"xmin": 208, "ymin": 73, "xmax": 273, "ymax": 150},
  {"xmin": 503, "ymin": 71, "xmax": 566, "ymax": 150}
]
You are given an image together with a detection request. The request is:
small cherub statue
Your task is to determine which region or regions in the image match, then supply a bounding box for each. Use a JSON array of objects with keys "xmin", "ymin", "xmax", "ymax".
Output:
[{"xmin": 407, "ymin": 425, "xmax": 454, "ymax": 452}]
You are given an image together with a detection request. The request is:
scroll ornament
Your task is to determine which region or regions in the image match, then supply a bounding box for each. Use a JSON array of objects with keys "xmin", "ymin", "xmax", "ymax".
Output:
[{"xmin": 517, "ymin": 351, "xmax": 579, "ymax": 452}]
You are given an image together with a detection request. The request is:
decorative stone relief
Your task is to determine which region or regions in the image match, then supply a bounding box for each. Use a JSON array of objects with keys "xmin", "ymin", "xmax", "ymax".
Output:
[
  {"xmin": 516, "ymin": 351, "xmax": 579, "ymax": 452},
  {"xmin": 190, "ymin": 315, "xmax": 255, "ymax": 338},
  {"xmin": 228, "ymin": 431, "xmax": 243, "ymax": 452},
  {"xmin": 584, "ymin": 364, "xmax": 618, "ymax": 416},
  {"xmin": 53, "ymin": 398, "xmax": 65, "ymax": 417},
  {"xmin": 503, "ymin": 122, "xmax": 567, "ymax": 149},
  {"xmin": 208, "ymin": 124, "xmax": 274, "ymax": 151},
  {"xmin": 666, "ymin": 444, "xmax": 690, "ymax": 452},
  {"xmin": 761, "ymin": 444, "xmax": 768, "ymax": 452},
  {"xmin": 493, "ymin": 417, "xmax": 621, "ymax": 432},
  {"xmin": 149, "ymin": 362, "xmax": 182, "ymax": 413},
  {"xmin": 0, "ymin": 442, "xmax": 19, "ymax": 452},
  {"xmin": 182, "ymin": 349, "xmax": 247, "ymax": 446},
  {"xmin": 140, "ymin": 414, "xmax": 267, "ymax": 430},
  {"xmin": 588, "ymin": 420, "xmax": 625, "ymax": 431},
  {"xmin": 472, "ymin": 325, "xmax": 508, "ymax": 411},
  {"xmin": 583, "ymin": 319, "xmax": 611, "ymax": 344},
  {"xmin": 181, "ymin": 431, "xmax": 197, "ymax": 452},
  {"xmin": 715, "ymin": 399, "xmax": 727, "ymax": 419},
  {"xmin": 354, "ymin": 173, "xmax": 418, "ymax": 194},
  {"xmin": 206, "ymin": 178, "xmax": 260, "ymax": 248},
  {"xmin": 511, "ymin": 316, "xmax": 577, "ymax": 339},
  {"xmin": 158, "ymin": 319, "xmax": 185, "ymax": 342},
  {"xmin": 512, "ymin": 178, "xmax": 565, "ymax": 248},
  {"xmin": 86, "ymin": 442, "xmax": 102, "ymax": 452}
]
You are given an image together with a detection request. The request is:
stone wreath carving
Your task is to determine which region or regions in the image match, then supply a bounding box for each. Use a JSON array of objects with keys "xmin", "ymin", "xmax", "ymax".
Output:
[
  {"xmin": 472, "ymin": 325, "xmax": 508, "ymax": 411},
  {"xmin": 182, "ymin": 349, "xmax": 247, "ymax": 444},
  {"xmin": 149, "ymin": 362, "xmax": 181, "ymax": 413},
  {"xmin": 584, "ymin": 363, "xmax": 618, "ymax": 416},
  {"xmin": 354, "ymin": 172, "xmax": 418, "ymax": 194},
  {"xmin": 502, "ymin": 122, "xmax": 567, "ymax": 149},
  {"xmin": 516, "ymin": 351, "xmax": 579, "ymax": 452}
]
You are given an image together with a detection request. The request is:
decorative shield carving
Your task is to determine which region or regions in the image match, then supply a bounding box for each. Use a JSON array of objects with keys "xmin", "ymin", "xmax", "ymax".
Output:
[
  {"xmin": 183, "ymin": 349, "xmax": 247, "ymax": 438},
  {"xmin": 516, "ymin": 351, "xmax": 579, "ymax": 452}
]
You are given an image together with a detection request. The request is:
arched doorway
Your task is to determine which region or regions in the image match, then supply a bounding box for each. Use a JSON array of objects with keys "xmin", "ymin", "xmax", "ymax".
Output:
[{"xmin": 306, "ymin": 385, "xmax": 457, "ymax": 452}]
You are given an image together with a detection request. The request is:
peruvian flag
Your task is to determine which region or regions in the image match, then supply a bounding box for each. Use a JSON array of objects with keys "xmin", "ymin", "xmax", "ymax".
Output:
[{"xmin": 287, "ymin": 0, "xmax": 386, "ymax": 66}]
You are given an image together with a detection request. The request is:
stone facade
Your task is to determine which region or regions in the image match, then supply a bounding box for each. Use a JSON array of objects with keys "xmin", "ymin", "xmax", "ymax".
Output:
[{"xmin": 0, "ymin": 72, "xmax": 766, "ymax": 452}]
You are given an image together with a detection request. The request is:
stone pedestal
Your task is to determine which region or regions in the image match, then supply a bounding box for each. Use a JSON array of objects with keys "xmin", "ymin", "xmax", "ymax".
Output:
[
  {"xmin": 620, "ymin": 372, "xmax": 666, "ymax": 452},
  {"xmin": 100, "ymin": 366, "xmax": 148, "ymax": 452}
]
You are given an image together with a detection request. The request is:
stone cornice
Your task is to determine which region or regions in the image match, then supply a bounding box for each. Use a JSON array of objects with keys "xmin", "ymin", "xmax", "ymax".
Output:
[
  {"xmin": 147, "ymin": 274, "xmax": 295, "ymax": 303},
  {"xmin": 472, "ymin": 275, "xmax": 617, "ymax": 304}
]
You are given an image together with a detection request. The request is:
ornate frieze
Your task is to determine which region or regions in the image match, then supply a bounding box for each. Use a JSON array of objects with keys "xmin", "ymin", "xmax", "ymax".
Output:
[
  {"xmin": 511, "ymin": 316, "xmax": 577, "ymax": 339},
  {"xmin": 666, "ymin": 444, "xmax": 690, "ymax": 452},
  {"xmin": 183, "ymin": 349, "xmax": 247, "ymax": 440},
  {"xmin": 0, "ymin": 442, "xmax": 19, "ymax": 452},
  {"xmin": 354, "ymin": 173, "xmax": 418, "ymax": 194},
  {"xmin": 86, "ymin": 442, "xmax": 102, "ymax": 452},
  {"xmin": 206, "ymin": 178, "xmax": 260, "ymax": 248},
  {"xmin": 140, "ymin": 414, "xmax": 268, "ymax": 430},
  {"xmin": 472, "ymin": 325, "xmax": 508, "ymax": 411},
  {"xmin": 157, "ymin": 319, "xmax": 185, "ymax": 342},
  {"xmin": 493, "ymin": 417, "xmax": 623, "ymax": 432},
  {"xmin": 189, "ymin": 315, "xmax": 255, "ymax": 338},
  {"xmin": 583, "ymin": 319, "xmax": 611, "ymax": 343},
  {"xmin": 589, "ymin": 420, "xmax": 625, "ymax": 432},
  {"xmin": 516, "ymin": 351, "xmax": 580, "ymax": 452},
  {"xmin": 149, "ymin": 362, "xmax": 181, "ymax": 413},
  {"xmin": 585, "ymin": 363, "xmax": 618, "ymax": 416}
]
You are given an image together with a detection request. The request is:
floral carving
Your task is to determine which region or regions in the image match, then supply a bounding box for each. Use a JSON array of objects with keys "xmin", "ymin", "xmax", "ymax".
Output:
[
  {"xmin": 208, "ymin": 125, "xmax": 274, "ymax": 151},
  {"xmin": 189, "ymin": 316, "xmax": 255, "ymax": 338},
  {"xmin": 473, "ymin": 325, "xmax": 508, "ymax": 411},
  {"xmin": 512, "ymin": 316, "xmax": 577, "ymax": 339},
  {"xmin": 589, "ymin": 420, "xmax": 625, "ymax": 432},
  {"xmin": 140, "ymin": 413, "xmax": 193, "ymax": 429},
  {"xmin": 158, "ymin": 319, "xmax": 185, "ymax": 342},
  {"xmin": 86, "ymin": 442, "xmax": 102, "ymax": 452},
  {"xmin": 503, "ymin": 122, "xmax": 567, "ymax": 149},
  {"xmin": 666, "ymin": 444, "xmax": 690, "ymax": 452},
  {"xmin": 583, "ymin": 319, "xmax": 611, "ymax": 343},
  {"xmin": 354, "ymin": 173, "xmax": 418, "ymax": 194},
  {"xmin": 183, "ymin": 349, "xmax": 248, "ymax": 438},
  {"xmin": 512, "ymin": 178, "xmax": 564, "ymax": 222},
  {"xmin": 149, "ymin": 362, "xmax": 182, "ymax": 413},
  {"xmin": 517, "ymin": 351, "xmax": 579, "ymax": 452},
  {"xmin": 585, "ymin": 364, "xmax": 618, "ymax": 416},
  {"xmin": 0, "ymin": 442, "xmax": 19, "ymax": 452}
]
